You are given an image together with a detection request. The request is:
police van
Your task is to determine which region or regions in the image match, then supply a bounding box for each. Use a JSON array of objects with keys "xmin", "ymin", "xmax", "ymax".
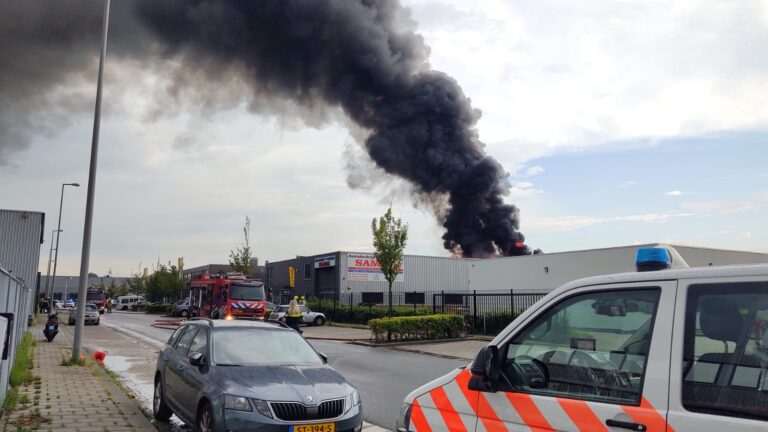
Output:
[{"xmin": 397, "ymin": 247, "xmax": 768, "ymax": 432}]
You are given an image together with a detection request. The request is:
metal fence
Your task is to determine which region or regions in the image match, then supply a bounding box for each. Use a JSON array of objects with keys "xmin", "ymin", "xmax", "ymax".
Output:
[
  {"xmin": 0, "ymin": 265, "xmax": 34, "ymax": 408},
  {"xmin": 310, "ymin": 289, "xmax": 548, "ymax": 335}
]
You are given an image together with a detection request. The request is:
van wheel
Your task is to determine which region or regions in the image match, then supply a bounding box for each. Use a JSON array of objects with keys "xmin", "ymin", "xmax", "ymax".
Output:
[
  {"xmin": 181, "ymin": 310, "xmax": 188, "ymax": 318},
  {"xmin": 197, "ymin": 401, "xmax": 214, "ymax": 432},
  {"xmin": 314, "ymin": 316, "xmax": 325, "ymax": 326},
  {"xmin": 121, "ymin": 306, "xmax": 128, "ymax": 311},
  {"xmin": 153, "ymin": 378, "xmax": 173, "ymax": 422}
]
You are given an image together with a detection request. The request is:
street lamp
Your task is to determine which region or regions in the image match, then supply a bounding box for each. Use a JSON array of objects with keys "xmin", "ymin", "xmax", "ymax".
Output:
[
  {"xmin": 64, "ymin": 277, "xmax": 73, "ymax": 301},
  {"xmin": 49, "ymin": 182, "xmax": 80, "ymax": 299},
  {"xmin": 43, "ymin": 229, "xmax": 63, "ymax": 301}
]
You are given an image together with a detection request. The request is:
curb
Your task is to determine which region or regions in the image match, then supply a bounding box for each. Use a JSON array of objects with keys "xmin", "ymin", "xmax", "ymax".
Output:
[{"xmin": 100, "ymin": 320, "xmax": 165, "ymax": 349}]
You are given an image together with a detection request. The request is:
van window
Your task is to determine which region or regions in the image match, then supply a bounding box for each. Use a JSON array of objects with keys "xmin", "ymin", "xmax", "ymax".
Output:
[
  {"xmin": 682, "ymin": 282, "xmax": 768, "ymax": 421},
  {"xmin": 501, "ymin": 288, "xmax": 660, "ymax": 405}
]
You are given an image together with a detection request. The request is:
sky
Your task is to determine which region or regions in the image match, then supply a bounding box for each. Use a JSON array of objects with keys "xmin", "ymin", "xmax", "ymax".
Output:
[{"xmin": 1, "ymin": 0, "xmax": 767, "ymax": 277}]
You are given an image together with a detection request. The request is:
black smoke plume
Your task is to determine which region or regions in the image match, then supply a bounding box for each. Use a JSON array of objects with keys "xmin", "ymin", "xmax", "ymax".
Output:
[{"xmin": 1, "ymin": 0, "xmax": 529, "ymax": 257}]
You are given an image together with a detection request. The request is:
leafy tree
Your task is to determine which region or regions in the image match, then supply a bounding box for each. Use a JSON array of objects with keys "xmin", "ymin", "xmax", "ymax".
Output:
[
  {"xmin": 371, "ymin": 207, "xmax": 408, "ymax": 317},
  {"xmin": 229, "ymin": 216, "xmax": 253, "ymax": 275},
  {"xmin": 145, "ymin": 263, "xmax": 185, "ymax": 303}
]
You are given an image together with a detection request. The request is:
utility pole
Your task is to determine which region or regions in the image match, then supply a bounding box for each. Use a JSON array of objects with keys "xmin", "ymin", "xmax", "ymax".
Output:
[{"xmin": 73, "ymin": 0, "xmax": 110, "ymax": 362}]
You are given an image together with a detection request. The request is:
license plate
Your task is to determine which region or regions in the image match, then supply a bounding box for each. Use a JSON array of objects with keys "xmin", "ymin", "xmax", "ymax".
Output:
[
  {"xmin": 47, "ymin": 326, "xmax": 54, "ymax": 331},
  {"xmin": 292, "ymin": 423, "xmax": 335, "ymax": 432}
]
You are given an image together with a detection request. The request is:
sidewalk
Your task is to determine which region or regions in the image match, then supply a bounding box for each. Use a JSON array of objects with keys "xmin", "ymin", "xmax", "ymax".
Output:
[
  {"xmin": 1, "ymin": 319, "xmax": 155, "ymax": 432},
  {"xmin": 302, "ymin": 324, "xmax": 372, "ymax": 341}
]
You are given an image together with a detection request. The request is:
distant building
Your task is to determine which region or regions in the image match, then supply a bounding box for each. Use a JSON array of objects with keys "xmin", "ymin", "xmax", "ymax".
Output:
[
  {"xmin": 39, "ymin": 275, "xmax": 131, "ymax": 300},
  {"xmin": 264, "ymin": 244, "xmax": 768, "ymax": 305}
]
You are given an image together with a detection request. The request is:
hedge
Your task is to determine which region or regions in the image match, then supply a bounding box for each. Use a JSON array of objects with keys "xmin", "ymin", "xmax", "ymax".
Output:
[
  {"xmin": 369, "ymin": 314, "xmax": 464, "ymax": 343},
  {"xmin": 143, "ymin": 304, "xmax": 171, "ymax": 314},
  {"xmin": 307, "ymin": 299, "xmax": 433, "ymax": 325}
]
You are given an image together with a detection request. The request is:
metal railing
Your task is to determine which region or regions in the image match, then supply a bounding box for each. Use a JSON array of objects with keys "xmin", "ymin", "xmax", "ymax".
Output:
[{"xmin": 306, "ymin": 289, "xmax": 547, "ymax": 335}]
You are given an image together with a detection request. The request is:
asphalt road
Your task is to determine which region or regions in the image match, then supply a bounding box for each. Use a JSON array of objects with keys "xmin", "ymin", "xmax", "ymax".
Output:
[{"xmin": 101, "ymin": 311, "xmax": 467, "ymax": 429}]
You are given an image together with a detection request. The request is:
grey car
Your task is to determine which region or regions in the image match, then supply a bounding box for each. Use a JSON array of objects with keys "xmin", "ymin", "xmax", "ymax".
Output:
[
  {"xmin": 171, "ymin": 299, "xmax": 190, "ymax": 317},
  {"xmin": 68, "ymin": 303, "xmax": 100, "ymax": 325},
  {"xmin": 269, "ymin": 305, "xmax": 326, "ymax": 326},
  {"xmin": 153, "ymin": 318, "xmax": 362, "ymax": 432}
]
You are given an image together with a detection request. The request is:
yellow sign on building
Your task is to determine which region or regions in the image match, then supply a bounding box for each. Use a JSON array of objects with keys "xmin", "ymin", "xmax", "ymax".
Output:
[{"xmin": 288, "ymin": 266, "xmax": 296, "ymax": 288}]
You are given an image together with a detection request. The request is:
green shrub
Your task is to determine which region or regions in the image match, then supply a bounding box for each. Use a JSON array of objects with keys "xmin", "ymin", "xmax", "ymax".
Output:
[
  {"xmin": 10, "ymin": 333, "xmax": 36, "ymax": 387},
  {"xmin": 144, "ymin": 304, "xmax": 171, "ymax": 314},
  {"xmin": 307, "ymin": 299, "xmax": 433, "ymax": 324},
  {"xmin": 369, "ymin": 314, "xmax": 464, "ymax": 343}
]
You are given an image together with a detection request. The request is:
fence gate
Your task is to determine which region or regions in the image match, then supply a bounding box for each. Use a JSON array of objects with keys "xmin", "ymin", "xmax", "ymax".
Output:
[{"xmin": 432, "ymin": 290, "xmax": 547, "ymax": 335}]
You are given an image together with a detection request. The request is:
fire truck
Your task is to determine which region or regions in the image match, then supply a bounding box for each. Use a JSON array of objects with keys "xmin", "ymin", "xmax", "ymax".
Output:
[
  {"xmin": 188, "ymin": 273, "xmax": 266, "ymax": 320},
  {"xmin": 86, "ymin": 288, "xmax": 109, "ymax": 314}
]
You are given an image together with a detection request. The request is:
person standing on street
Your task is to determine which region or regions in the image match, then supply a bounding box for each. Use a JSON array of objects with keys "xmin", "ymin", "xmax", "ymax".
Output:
[
  {"xmin": 286, "ymin": 296, "xmax": 303, "ymax": 334},
  {"xmin": 299, "ymin": 296, "xmax": 306, "ymax": 306}
]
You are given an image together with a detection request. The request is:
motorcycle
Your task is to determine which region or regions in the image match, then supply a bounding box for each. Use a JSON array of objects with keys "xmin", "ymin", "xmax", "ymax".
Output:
[{"xmin": 43, "ymin": 313, "xmax": 59, "ymax": 342}]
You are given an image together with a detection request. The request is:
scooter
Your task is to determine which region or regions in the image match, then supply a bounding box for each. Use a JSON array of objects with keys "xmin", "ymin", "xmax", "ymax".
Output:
[{"xmin": 43, "ymin": 313, "xmax": 59, "ymax": 342}]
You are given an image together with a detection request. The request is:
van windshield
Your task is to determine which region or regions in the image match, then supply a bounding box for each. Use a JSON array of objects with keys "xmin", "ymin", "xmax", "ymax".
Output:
[{"xmin": 229, "ymin": 284, "xmax": 265, "ymax": 301}]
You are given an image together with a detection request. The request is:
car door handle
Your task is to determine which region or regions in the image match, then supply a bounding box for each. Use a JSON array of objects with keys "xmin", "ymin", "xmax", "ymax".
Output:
[{"xmin": 606, "ymin": 419, "xmax": 647, "ymax": 431}]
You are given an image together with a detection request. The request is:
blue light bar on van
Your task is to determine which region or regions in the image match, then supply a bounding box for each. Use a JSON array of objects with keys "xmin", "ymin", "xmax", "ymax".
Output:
[{"xmin": 635, "ymin": 247, "xmax": 672, "ymax": 272}]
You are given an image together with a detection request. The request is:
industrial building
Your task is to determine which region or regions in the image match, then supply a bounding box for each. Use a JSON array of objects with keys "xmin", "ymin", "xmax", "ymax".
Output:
[
  {"xmin": 0, "ymin": 209, "xmax": 45, "ymax": 407},
  {"xmin": 264, "ymin": 244, "xmax": 768, "ymax": 304},
  {"xmin": 40, "ymin": 275, "xmax": 131, "ymax": 300}
]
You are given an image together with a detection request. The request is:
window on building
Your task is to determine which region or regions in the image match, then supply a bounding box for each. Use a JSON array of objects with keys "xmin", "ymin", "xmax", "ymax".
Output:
[
  {"xmin": 500, "ymin": 288, "xmax": 660, "ymax": 405},
  {"xmin": 304, "ymin": 263, "xmax": 312, "ymax": 280},
  {"xmin": 682, "ymin": 282, "xmax": 768, "ymax": 421}
]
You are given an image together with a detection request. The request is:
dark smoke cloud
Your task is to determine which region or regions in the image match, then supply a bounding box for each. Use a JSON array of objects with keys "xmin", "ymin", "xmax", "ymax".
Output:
[{"xmin": 0, "ymin": 0, "xmax": 529, "ymax": 257}]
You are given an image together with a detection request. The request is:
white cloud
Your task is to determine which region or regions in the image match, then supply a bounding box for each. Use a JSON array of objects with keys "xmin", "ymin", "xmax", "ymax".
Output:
[
  {"xmin": 525, "ymin": 165, "xmax": 544, "ymax": 176},
  {"xmin": 744, "ymin": 231, "xmax": 754, "ymax": 239},
  {"xmin": 406, "ymin": 0, "xmax": 768, "ymax": 165},
  {"xmin": 681, "ymin": 201, "xmax": 756, "ymax": 215},
  {"xmin": 508, "ymin": 181, "xmax": 543, "ymax": 197},
  {"xmin": 526, "ymin": 212, "xmax": 693, "ymax": 232},
  {"xmin": 664, "ymin": 190, "xmax": 683, "ymax": 197}
]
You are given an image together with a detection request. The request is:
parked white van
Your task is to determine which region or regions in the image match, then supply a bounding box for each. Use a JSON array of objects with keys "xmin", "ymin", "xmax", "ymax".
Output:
[{"xmin": 116, "ymin": 295, "xmax": 147, "ymax": 311}]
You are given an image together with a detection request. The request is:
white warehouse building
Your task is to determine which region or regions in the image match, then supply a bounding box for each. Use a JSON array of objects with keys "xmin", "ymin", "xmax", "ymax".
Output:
[{"xmin": 264, "ymin": 244, "xmax": 768, "ymax": 304}]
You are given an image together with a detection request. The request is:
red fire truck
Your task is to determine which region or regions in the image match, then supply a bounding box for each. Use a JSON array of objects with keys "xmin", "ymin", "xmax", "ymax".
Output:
[
  {"xmin": 188, "ymin": 273, "xmax": 266, "ymax": 320},
  {"xmin": 86, "ymin": 288, "xmax": 109, "ymax": 314}
]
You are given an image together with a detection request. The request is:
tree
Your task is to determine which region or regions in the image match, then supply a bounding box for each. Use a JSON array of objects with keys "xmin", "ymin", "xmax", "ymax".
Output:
[
  {"xmin": 229, "ymin": 216, "xmax": 253, "ymax": 275},
  {"xmin": 145, "ymin": 263, "xmax": 186, "ymax": 303},
  {"xmin": 371, "ymin": 207, "xmax": 408, "ymax": 317}
]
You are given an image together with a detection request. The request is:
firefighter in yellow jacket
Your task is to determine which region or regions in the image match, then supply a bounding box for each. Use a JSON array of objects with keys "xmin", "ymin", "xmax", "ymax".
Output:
[{"xmin": 286, "ymin": 296, "xmax": 303, "ymax": 333}]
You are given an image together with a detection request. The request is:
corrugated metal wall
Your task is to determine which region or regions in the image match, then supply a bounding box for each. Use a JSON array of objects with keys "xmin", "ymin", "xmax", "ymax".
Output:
[
  {"xmin": 0, "ymin": 209, "xmax": 44, "ymax": 408},
  {"xmin": 340, "ymin": 252, "xmax": 472, "ymax": 294}
]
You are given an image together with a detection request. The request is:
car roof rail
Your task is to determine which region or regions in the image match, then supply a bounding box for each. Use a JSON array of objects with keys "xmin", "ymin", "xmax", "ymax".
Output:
[{"xmin": 188, "ymin": 317, "xmax": 214, "ymax": 325}]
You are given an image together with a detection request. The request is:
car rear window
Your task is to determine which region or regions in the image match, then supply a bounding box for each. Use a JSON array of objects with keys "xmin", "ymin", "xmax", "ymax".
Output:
[
  {"xmin": 213, "ymin": 328, "xmax": 322, "ymax": 366},
  {"xmin": 85, "ymin": 304, "xmax": 97, "ymax": 311}
]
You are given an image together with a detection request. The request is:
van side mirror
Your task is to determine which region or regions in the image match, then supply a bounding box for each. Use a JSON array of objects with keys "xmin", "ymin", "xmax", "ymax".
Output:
[
  {"xmin": 468, "ymin": 346, "xmax": 501, "ymax": 392},
  {"xmin": 189, "ymin": 352, "xmax": 205, "ymax": 366}
]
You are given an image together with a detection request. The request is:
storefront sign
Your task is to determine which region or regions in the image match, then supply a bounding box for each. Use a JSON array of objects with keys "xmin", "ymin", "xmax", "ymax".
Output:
[
  {"xmin": 347, "ymin": 253, "xmax": 404, "ymax": 282},
  {"xmin": 314, "ymin": 255, "xmax": 336, "ymax": 268}
]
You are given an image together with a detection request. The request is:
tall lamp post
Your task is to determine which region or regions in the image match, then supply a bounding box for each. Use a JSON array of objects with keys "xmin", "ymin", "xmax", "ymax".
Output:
[
  {"xmin": 73, "ymin": 0, "xmax": 110, "ymax": 362},
  {"xmin": 43, "ymin": 229, "xmax": 63, "ymax": 302},
  {"xmin": 50, "ymin": 183, "xmax": 80, "ymax": 300}
]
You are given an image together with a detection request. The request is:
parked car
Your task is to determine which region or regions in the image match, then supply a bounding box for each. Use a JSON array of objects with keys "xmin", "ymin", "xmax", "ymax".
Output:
[
  {"xmin": 170, "ymin": 299, "xmax": 190, "ymax": 317},
  {"xmin": 53, "ymin": 300, "xmax": 63, "ymax": 309},
  {"xmin": 63, "ymin": 299, "xmax": 75, "ymax": 309},
  {"xmin": 68, "ymin": 303, "xmax": 100, "ymax": 325},
  {"xmin": 264, "ymin": 301, "xmax": 277, "ymax": 317},
  {"xmin": 269, "ymin": 305, "xmax": 326, "ymax": 326},
  {"xmin": 153, "ymin": 319, "xmax": 362, "ymax": 432}
]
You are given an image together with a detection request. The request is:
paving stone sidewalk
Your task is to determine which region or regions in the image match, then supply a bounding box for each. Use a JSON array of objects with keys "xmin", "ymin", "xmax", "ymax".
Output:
[{"xmin": 1, "ymin": 318, "xmax": 155, "ymax": 432}]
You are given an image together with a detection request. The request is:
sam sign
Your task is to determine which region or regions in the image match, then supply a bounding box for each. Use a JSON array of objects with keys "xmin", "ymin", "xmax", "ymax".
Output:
[
  {"xmin": 347, "ymin": 253, "xmax": 404, "ymax": 282},
  {"xmin": 314, "ymin": 255, "xmax": 336, "ymax": 269}
]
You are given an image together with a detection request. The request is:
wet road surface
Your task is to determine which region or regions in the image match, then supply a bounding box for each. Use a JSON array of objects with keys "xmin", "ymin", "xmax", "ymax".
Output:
[{"xmin": 101, "ymin": 312, "xmax": 468, "ymax": 429}]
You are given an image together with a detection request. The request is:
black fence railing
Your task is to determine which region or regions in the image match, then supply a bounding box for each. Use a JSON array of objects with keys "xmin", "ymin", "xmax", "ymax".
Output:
[{"xmin": 307, "ymin": 289, "xmax": 547, "ymax": 335}]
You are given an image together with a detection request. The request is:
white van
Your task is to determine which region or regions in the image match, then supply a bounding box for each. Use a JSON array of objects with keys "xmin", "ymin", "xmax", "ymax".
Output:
[
  {"xmin": 116, "ymin": 295, "xmax": 147, "ymax": 311},
  {"xmin": 397, "ymin": 247, "xmax": 768, "ymax": 432}
]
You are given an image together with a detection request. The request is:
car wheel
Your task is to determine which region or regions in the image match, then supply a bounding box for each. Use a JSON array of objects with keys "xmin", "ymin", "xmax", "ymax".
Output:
[
  {"xmin": 197, "ymin": 401, "xmax": 214, "ymax": 432},
  {"xmin": 314, "ymin": 316, "xmax": 325, "ymax": 326},
  {"xmin": 95, "ymin": 318, "xmax": 100, "ymax": 325},
  {"xmin": 181, "ymin": 310, "xmax": 188, "ymax": 318},
  {"xmin": 153, "ymin": 378, "xmax": 173, "ymax": 422}
]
